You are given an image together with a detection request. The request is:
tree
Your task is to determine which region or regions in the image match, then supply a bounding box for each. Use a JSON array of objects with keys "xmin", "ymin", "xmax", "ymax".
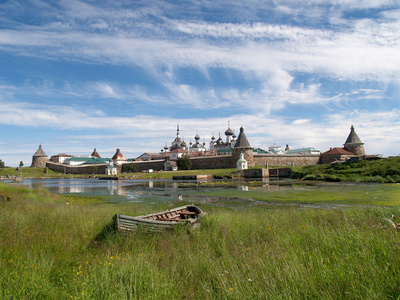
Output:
[
  {"xmin": 19, "ymin": 161, "xmax": 24, "ymax": 167},
  {"xmin": 123, "ymin": 163, "xmax": 137, "ymax": 173},
  {"xmin": 0, "ymin": 159, "xmax": 4, "ymax": 169},
  {"xmin": 177, "ymin": 154, "xmax": 192, "ymax": 170}
]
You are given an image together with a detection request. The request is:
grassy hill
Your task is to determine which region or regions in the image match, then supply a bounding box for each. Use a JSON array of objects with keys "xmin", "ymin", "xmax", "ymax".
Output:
[{"xmin": 292, "ymin": 156, "xmax": 400, "ymax": 183}]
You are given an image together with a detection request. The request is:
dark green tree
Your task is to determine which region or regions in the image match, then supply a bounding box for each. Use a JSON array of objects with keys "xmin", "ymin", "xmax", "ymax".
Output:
[
  {"xmin": 19, "ymin": 161, "xmax": 24, "ymax": 167},
  {"xmin": 0, "ymin": 159, "xmax": 4, "ymax": 169},
  {"xmin": 177, "ymin": 154, "xmax": 192, "ymax": 170},
  {"xmin": 123, "ymin": 163, "xmax": 137, "ymax": 173}
]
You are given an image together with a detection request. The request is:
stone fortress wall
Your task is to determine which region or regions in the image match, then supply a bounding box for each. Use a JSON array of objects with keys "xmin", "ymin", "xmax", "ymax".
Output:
[
  {"xmin": 47, "ymin": 154, "xmax": 320, "ymax": 174},
  {"xmin": 46, "ymin": 162, "xmax": 108, "ymax": 174},
  {"xmin": 254, "ymin": 154, "xmax": 320, "ymax": 167}
]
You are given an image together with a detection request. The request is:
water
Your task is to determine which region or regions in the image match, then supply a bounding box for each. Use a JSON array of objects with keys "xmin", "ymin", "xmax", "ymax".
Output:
[
  {"xmin": 7, "ymin": 178, "xmax": 372, "ymax": 208},
  {"xmin": 7, "ymin": 178, "xmax": 307, "ymax": 204}
]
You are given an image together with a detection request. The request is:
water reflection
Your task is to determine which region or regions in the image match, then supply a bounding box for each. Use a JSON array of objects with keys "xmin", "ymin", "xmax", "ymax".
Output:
[{"xmin": 8, "ymin": 178, "xmax": 307, "ymax": 205}]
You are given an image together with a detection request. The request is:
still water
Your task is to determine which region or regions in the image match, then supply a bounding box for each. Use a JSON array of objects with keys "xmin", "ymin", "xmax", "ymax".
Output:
[{"xmin": 9, "ymin": 178, "xmax": 308, "ymax": 206}]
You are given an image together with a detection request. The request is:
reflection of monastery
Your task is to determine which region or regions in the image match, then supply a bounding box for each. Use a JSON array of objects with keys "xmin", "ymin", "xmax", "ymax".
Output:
[{"xmin": 36, "ymin": 124, "xmax": 370, "ymax": 174}]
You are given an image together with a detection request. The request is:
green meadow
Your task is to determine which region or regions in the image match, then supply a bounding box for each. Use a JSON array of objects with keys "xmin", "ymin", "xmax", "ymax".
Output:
[
  {"xmin": 292, "ymin": 156, "xmax": 400, "ymax": 183},
  {"xmin": 1, "ymin": 182, "xmax": 400, "ymax": 299}
]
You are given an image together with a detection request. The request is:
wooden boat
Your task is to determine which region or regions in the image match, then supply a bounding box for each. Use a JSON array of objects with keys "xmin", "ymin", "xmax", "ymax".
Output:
[{"xmin": 113, "ymin": 205, "xmax": 207, "ymax": 232}]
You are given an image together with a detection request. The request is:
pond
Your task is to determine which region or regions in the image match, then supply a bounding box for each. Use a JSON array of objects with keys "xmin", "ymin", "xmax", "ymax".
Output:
[{"xmin": 7, "ymin": 177, "xmax": 376, "ymax": 208}]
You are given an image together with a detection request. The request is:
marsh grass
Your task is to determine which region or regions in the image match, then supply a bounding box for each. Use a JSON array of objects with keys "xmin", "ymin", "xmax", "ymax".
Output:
[
  {"xmin": 202, "ymin": 183, "xmax": 400, "ymax": 206},
  {"xmin": 1, "ymin": 183, "xmax": 400, "ymax": 299}
]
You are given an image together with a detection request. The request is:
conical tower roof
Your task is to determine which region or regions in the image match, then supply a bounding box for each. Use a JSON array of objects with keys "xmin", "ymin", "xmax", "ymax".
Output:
[
  {"xmin": 112, "ymin": 148, "xmax": 126, "ymax": 161},
  {"xmin": 234, "ymin": 127, "xmax": 251, "ymax": 148},
  {"xmin": 91, "ymin": 148, "xmax": 101, "ymax": 158},
  {"xmin": 33, "ymin": 144, "xmax": 47, "ymax": 157},
  {"xmin": 344, "ymin": 125, "xmax": 363, "ymax": 145}
]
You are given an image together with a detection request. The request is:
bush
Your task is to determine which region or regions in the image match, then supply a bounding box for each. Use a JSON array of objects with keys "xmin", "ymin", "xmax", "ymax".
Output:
[
  {"xmin": 324, "ymin": 175, "xmax": 341, "ymax": 182},
  {"xmin": 123, "ymin": 163, "xmax": 137, "ymax": 173},
  {"xmin": 291, "ymin": 171, "xmax": 306, "ymax": 179},
  {"xmin": 177, "ymin": 154, "xmax": 192, "ymax": 170},
  {"xmin": 304, "ymin": 175, "xmax": 317, "ymax": 181}
]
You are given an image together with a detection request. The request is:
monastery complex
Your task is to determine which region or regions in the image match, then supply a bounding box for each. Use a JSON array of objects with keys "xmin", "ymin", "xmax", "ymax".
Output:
[{"xmin": 33, "ymin": 124, "xmax": 371, "ymax": 175}]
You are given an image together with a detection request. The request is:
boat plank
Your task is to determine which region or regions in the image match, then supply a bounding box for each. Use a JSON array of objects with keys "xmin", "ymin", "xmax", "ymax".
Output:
[{"xmin": 113, "ymin": 205, "xmax": 206, "ymax": 232}]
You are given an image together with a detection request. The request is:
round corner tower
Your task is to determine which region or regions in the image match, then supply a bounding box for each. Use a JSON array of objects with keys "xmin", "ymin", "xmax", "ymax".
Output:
[
  {"xmin": 31, "ymin": 144, "xmax": 49, "ymax": 168},
  {"xmin": 232, "ymin": 126, "xmax": 254, "ymax": 167},
  {"xmin": 343, "ymin": 125, "xmax": 365, "ymax": 156}
]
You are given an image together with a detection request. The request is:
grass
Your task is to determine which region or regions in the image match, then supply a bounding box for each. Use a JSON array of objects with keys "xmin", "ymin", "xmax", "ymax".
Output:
[
  {"xmin": 0, "ymin": 166, "xmax": 240, "ymax": 180},
  {"xmin": 292, "ymin": 157, "xmax": 400, "ymax": 183},
  {"xmin": 200, "ymin": 182, "xmax": 400, "ymax": 206},
  {"xmin": 0, "ymin": 167, "xmax": 84, "ymax": 178},
  {"xmin": 1, "ymin": 182, "xmax": 400, "ymax": 299}
]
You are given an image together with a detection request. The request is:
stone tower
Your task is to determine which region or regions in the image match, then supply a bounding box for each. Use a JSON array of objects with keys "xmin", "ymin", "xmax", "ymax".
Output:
[
  {"xmin": 31, "ymin": 144, "xmax": 48, "ymax": 168},
  {"xmin": 232, "ymin": 127, "xmax": 254, "ymax": 167},
  {"xmin": 343, "ymin": 125, "xmax": 365, "ymax": 156}
]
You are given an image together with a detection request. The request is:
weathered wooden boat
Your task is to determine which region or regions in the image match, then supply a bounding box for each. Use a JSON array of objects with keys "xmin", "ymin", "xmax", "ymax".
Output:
[{"xmin": 113, "ymin": 205, "xmax": 207, "ymax": 232}]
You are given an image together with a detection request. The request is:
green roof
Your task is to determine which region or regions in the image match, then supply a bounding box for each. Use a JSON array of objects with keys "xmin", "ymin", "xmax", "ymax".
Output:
[
  {"xmin": 83, "ymin": 158, "xmax": 112, "ymax": 164},
  {"xmin": 253, "ymin": 147, "xmax": 269, "ymax": 154},
  {"xmin": 67, "ymin": 157, "xmax": 112, "ymax": 164},
  {"xmin": 68, "ymin": 157, "xmax": 91, "ymax": 162},
  {"xmin": 217, "ymin": 147, "xmax": 233, "ymax": 153},
  {"xmin": 285, "ymin": 148, "xmax": 319, "ymax": 154}
]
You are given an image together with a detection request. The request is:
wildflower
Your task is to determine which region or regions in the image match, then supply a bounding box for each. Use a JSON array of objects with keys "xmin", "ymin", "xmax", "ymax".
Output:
[{"xmin": 248, "ymin": 278, "xmax": 253, "ymax": 282}]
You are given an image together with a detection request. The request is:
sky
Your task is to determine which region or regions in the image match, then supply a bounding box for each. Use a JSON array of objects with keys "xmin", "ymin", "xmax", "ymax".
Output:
[{"xmin": 0, "ymin": 0, "xmax": 399, "ymax": 167}]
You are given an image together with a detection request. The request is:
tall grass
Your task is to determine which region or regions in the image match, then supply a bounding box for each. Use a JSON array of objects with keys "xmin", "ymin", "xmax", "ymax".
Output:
[
  {"xmin": 1, "ymin": 183, "xmax": 400, "ymax": 299},
  {"xmin": 292, "ymin": 157, "xmax": 400, "ymax": 183}
]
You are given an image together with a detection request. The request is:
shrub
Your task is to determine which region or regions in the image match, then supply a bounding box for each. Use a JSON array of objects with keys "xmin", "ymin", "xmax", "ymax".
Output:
[
  {"xmin": 177, "ymin": 154, "xmax": 192, "ymax": 170},
  {"xmin": 324, "ymin": 175, "xmax": 341, "ymax": 182},
  {"xmin": 123, "ymin": 163, "xmax": 137, "ymax": 173},
  {"xmin": 304, "ymin": 175, "xmax": 317, "ymax": 181}
]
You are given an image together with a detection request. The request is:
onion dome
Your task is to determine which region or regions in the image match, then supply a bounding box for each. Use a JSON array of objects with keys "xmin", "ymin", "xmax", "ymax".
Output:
[
  {"xmin": 164, "ymin": 144, "xmax": 169, "ymax": 150},
  {"xmin": 225, "ymin": 127, "xmax": 234, "ymax": 136},
  {"xmin": 181, "ymin": 140, "xmax": 187, "ymax": 147},
  {"xmin": 195, "ymin": 134, "xmax": 200, "ymax": 141}
]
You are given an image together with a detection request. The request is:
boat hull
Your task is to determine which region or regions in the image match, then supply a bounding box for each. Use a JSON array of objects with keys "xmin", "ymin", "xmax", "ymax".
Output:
[{"xmin": 113, "ymin": 205, "xmax": 206, "ymax": 232}]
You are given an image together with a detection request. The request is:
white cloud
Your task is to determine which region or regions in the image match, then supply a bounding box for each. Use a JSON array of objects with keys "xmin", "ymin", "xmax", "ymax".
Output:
[
  {"xmin": 0, "ymin": 3, "xmax": 399, "ymax": 85},
  {"xmin": 1, "ymin": 0, "xmax": 400, "ymax": 166}
]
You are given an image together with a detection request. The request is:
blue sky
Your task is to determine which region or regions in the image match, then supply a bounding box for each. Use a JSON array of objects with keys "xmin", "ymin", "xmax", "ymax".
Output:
[{"xmin": 0, "ymin": 0, "xmax": 399, "ymax": 166}]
